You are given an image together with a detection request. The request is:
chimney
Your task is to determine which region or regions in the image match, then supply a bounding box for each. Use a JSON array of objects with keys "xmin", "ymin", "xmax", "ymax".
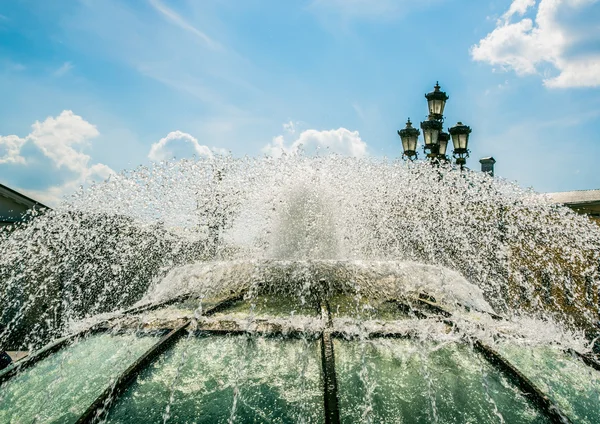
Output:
[{"xmin": 479, "ymin": 157, "xmax": 496, "ymax": 177}]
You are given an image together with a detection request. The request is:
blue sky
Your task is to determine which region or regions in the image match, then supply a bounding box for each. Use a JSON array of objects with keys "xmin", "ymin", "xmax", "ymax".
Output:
[{"xmin": 1, "ymin": 0, "xmax": 599, "ymax": 205}]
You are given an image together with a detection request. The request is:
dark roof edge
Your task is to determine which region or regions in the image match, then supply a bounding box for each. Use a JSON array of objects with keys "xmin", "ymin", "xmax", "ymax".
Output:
[
  {"xmin": 0, "ymin": 183, "xmax": 51, "ymax": 210},
  {"xmin": 545, "ymin": 188, "xmax": 600, "ymax": 194}
]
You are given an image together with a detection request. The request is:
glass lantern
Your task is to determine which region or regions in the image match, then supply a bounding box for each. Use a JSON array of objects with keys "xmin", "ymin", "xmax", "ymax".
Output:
[
  {"xmin": 425, "ymin": 82, "xmax": 449, "ymax": 120},
  {"xmin": 398, "ymin": 118, "xmax": 420, "ymax": 160}
]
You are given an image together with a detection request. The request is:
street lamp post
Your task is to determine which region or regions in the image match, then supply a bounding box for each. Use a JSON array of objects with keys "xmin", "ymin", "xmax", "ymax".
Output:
[
  {"xmin": 425, "ymin": 81, "xmax": 449, "ymax": 120},
  {"xmin": 398, "ymin": 82, "xmax": 471, "ymax": 168},
  {"xmin": 448, "ymin": 122, "xmax": 472, "ymax": 170},
  {"xmin": 397, "ymin": 119, "xmax": 420, "ymax": 160},
  {"xmin": 420, "ymin": 119, "xmax": 443, "ymax": 160},
  {"xmin": 437, "ymin": 131, "xmax": 450, "ymax": 162}
]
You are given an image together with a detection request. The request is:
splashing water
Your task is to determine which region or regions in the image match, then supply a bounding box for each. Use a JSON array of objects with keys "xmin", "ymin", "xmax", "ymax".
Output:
[{"xmin": 1, "ymin": 155, "xmax": 599, "ymax": 350}]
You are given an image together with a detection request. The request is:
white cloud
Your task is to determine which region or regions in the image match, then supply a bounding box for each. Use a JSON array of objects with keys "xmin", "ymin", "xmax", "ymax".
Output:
[
  {"xmin": 3, "ymin": 60, "xmax": 26, "ymax": 72},
  {"xmin": 0, "ymin": 111, "xmax": 114, "ymax": 205},
  {"xmin": 53, "ymin": 61, "xmax": 73, "ymax": 77},
  {"xmin": 282, "ymin": 121, "xmax": 297, "ymax": 134},
  {"xmin": 501, "ymin": 0, "xmax": 537, "ymax": 22},
  {"xmin": 147, "ymin": 0, "xmax": 220, "ymax": 50},
  {"xmin": 352, "ymin": 102, "xmax": 365, "ymax": 120},
  {"xmin": 30, "ymin": 111, "xmax": 100, "ymax": 174},
  {"xmin": 262, "ymin": 127, "xmax": 368, "ymax": 158},
  {"xmin": 471, "ymin": 0, "xmax": 600, "ymax": 88},
  {"xmin": 65, "ymin": 0, "xmax": 259, "ymax": 125},
  {"xmin": 545, "ymin": 57, "xmax": 600, "ymax": 87},
  {"xmin": 211, "ymin": 146, "xmax": 230, "ymax": 156},
  {"xmin": 148, "ymin": 130, "xmax": 227, "ymax": 161},
  {"xmin": 0, "ymin": 135, "xmax": 27, "ymax": 164}
]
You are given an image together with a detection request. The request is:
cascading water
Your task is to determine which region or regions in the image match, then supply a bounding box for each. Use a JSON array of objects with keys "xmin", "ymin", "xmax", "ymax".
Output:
[
  {"xmin": 1, "ymin": 154, "xmax": 599, "ymax": 423},
  {"xmin": 2, "ymin": 155, "xmax": 598, "ymax": 345}
]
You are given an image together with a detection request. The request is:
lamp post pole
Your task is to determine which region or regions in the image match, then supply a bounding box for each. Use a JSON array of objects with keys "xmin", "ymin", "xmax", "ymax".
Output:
[{"xmin": 398, "ymin": 82, "xmax": 471, "ymax": 169}]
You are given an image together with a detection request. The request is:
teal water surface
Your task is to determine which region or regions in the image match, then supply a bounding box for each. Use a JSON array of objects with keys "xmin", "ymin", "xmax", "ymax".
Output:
[
  {"xmin": 0, "ymin": 333, "xmax": 157, "ymax": 423},
  {"xmin": 106, "ymin": 335, "xmax": 324, "ymax": 423},
  {"xmin": 499, "ymin": 344, "xmax": 600, "ymax": 424},
  {"xmin": 335, "ymin": 339, "xmax": 548, "ymax": 424}
]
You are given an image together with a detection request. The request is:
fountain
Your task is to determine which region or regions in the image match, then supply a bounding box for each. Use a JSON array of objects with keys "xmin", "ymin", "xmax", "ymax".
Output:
[{"xmin": 0, "ymin": 155, "xmax": 599, "ymax": 423}]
